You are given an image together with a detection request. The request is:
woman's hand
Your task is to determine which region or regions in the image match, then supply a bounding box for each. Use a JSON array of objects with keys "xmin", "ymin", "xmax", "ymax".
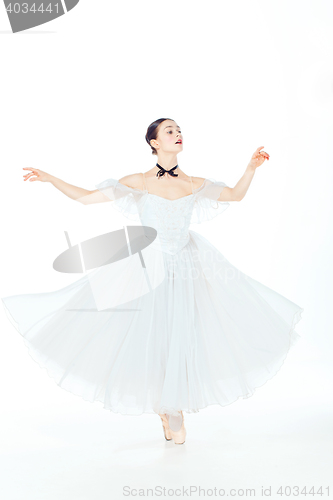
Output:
[
  {"xmin": 22, "ymin": 168, "xmax": 96, "ymax": 203},
  {"xmin": 247, "ymin": 146, "xmax": 270, "ymax": 171},
  {"xmin": 23, "ymin": 167, "xmax": 52, "ymax": 183}
]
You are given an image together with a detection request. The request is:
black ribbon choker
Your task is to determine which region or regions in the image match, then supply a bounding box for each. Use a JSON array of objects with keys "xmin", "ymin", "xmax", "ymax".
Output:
[{"xmin": 156, "ymin": 164, "xmax": 179, "ymax": 178}]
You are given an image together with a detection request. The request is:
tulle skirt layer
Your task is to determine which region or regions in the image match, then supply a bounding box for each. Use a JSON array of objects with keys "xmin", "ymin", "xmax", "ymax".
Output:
[{"xmin": 1, "ymin": 230, "xmax": 303, "ymax": 417}]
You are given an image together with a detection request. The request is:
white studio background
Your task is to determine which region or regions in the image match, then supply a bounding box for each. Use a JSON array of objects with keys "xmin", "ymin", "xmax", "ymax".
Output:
[{"xmin": 0, "ymin": 1, "xmax": 332, "ymax": 499}]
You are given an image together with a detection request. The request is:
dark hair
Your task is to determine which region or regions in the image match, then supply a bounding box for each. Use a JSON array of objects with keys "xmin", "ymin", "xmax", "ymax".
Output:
[{"xmin": 145, "ymin": 118, "xmax": 174, "ymax": 155}]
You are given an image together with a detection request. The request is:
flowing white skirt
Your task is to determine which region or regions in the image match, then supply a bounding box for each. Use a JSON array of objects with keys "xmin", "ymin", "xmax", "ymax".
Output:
[{"xmin": 1, "ymin": 230, "xmax": 303, "ymax": 417}]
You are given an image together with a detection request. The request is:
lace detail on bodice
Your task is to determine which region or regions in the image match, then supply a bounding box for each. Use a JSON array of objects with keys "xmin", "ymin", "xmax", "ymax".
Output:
[{"xmin": 139, "ymin": 194, "xmax": 196, "ymax": 255}]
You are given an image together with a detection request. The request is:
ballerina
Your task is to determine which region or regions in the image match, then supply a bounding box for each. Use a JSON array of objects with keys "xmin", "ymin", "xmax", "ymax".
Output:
[{"xmin": 3, "ymin": 117, "xmax": 303, "ymax": 445}]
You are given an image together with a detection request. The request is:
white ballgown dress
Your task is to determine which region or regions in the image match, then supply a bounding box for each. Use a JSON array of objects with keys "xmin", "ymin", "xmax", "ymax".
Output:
[{"xmin": 1, "ymin": 176, "xmax": 304, "ymax": 417}]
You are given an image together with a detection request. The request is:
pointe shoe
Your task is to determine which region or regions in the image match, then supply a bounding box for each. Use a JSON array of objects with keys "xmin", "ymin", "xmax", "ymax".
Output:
[
  {"xmin": 159, "ymin": 413, "xmax": 172, "ymax": 441},
  {"xmin": 167, "ymin": 411, "xmax": 186, "ymax": 444}
]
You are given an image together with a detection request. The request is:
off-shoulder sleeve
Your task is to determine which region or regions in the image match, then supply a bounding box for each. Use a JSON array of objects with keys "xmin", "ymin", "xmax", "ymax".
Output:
[
  {"xmin": 95, "ymin": 178, "xmax": 147, "ymax": 221},
  {"xmin": 190, "ymin": 178, "xmax": 231, "ymax": 224}
]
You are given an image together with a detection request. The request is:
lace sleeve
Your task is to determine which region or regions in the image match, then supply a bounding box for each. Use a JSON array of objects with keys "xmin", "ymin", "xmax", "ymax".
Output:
[
  {"xmin": 95, "ymin": 178, "xmax": 147, "ymax": 221},
  {"xmin": 190, "ymin": 178, "xmax": 231, "ymax": 224}
]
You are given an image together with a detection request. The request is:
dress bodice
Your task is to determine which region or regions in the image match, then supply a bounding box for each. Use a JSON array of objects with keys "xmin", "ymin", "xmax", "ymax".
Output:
[
  {"xmin": 94, "ymin": 175, "xmax": 231, "ymax": 255},
  {"xmin": 139, "ymin": 193, "xmax": 197, "ymax": 254}
]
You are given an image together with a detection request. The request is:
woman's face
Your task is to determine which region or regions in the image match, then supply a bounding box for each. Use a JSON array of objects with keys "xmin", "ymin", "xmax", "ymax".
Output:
[{"xmin": 152, "ymin": 120, "xmax": 183, "ymax": 154}]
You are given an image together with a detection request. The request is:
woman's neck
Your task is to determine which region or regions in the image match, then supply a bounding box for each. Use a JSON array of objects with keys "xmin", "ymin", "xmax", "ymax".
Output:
[{"xmin": 154, "ymin": 155, "xmax": 178, "ymax": 171}]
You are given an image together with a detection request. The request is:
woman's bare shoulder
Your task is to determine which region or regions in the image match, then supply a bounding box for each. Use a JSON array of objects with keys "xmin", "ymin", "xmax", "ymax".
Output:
[
  {"xmin": 118, "ymin": 172, "xmax": 144, "ymax": 190},
  {"xmin": 191, "ymin": 176, "xmax": 206, "ymax": 190}
]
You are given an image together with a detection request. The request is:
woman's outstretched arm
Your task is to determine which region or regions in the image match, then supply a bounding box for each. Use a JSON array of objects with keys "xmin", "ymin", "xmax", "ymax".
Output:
[
  {"xmin": 218, "ymin": 146, "xmax": 270, "ymax": 202},
  {"xmin": 22, "ymin": 168, "xmax": 110, "ymax": 204}
]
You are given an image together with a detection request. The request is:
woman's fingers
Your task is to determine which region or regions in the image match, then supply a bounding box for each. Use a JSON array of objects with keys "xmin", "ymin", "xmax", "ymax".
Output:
[
  {"xmin": 23, "ymin": 173, "xmax": 33, "ymax": 180},
  {"xmin": 24, "ymin": 172, "xmax": 40, "ymax": 181},
  {"xmin": 24, "ymin": 173, "xmax": 36, "ymax": 180},
  {"xmin": 258, "ymin": 150, "xmax": 270, "ymax": 159},
  {"xmin": 23, "ymin": 167, "xmax": 40, "ymax": 181},
  {"xmin": 23, "ymin": 167, "xmax": 39, "ymax": 175},
  {"xmin": 255, "ymin": 147, "xmax": 270, "ymax": 158}
]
